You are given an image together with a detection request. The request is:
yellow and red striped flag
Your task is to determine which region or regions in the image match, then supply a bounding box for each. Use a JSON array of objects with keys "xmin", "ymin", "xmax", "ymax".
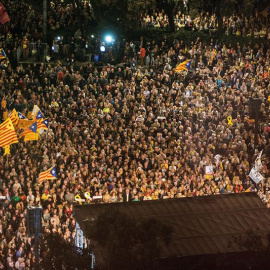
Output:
[
  {"xmin": 175, "ymin": 60, "xmax": 191, "ymax": 73},
  {"xmin": 0, "ymin": 118, "xmax": 18, "ymax": 147},
  {"xmin": 19, "ymin": 122, "xmax": 37, "ymax": 138},
  {"xmin": 1, "ymin": 97, "xmax": 6, "ymax": 109},
  {"xmin": 37, "ymin": 118, "xmax": 48, "ymax": 131},
  {"xmin": 24, "ymin": 132, "xmax": 39, "ymax": 142},
  {"xmin": 8, "ymin": 109, "xmax": 19, "ymax": 127},
  {"xmin": 209, "ymin": 49, "xmax": 217, "ymax": 64},
  {"xmin": 39, "ymin": 166, "xmax": 57, "ymax": 182}
]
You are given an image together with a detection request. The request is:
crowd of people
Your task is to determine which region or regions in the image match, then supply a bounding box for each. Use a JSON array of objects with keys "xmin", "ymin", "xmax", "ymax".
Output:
[
  {"xmin": 0, "ymin": 33, "xmax": 270, "ymax": 267},
  {"xmin": 1, "ymin": 0, "xmax": 93, "ymax": 63},
  {"xmin": 0, "ymin": 1, "xmax": 269, "ymax": 269},
  {"xmin": 141, "ymin": 9, "xmax": 270, "ymax": 38}
]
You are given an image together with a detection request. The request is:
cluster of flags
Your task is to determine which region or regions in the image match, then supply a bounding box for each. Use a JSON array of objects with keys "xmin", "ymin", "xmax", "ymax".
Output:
[
  {"xmin": 0, "ymin": 105, "xmax": 49, "ymax": 148},
  {"xmin": 0, "ymin": 105, "xmax": 56, "ymax": 182}
]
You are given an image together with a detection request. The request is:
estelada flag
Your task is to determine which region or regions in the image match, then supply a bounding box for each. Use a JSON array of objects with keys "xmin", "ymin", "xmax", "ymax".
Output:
[
  {"xmin": 39, "ymin": 166, "xmax": 57, "ymax": 182},
  {"xmin": 18, "ymin": 112, "xmax": 27, "ymax": 120},
  {"xmin": 0, "ymin": 48, "xmax": 6, "ymax": 60},
  {"xmin": 1, "ymin": 96, "xmax": 6, "ymax": 109},
  {"xmin": 0, "ymin": 118, "xmax": 18, "ymax": 147},
  {"xmin": 19, "ymin": 122, "xmax": 37, "ymax": 138},
  {"xmin": 24, "ymin": 131, "xmax": 39, "ymax": 142},
  {"xmin": 175, "ymin": 60, "xmax": 191, "ymax": 72},
  {"xmin": 37, "ymin": 119, "xmax": 48, "ymax": 130},
  {"xmin": 32, "ymin": 105, "xmax": 43, "ymax": 120},
  {"xmin": 8, "ymin": 109, "xmax": 19, "ymax": 127}
]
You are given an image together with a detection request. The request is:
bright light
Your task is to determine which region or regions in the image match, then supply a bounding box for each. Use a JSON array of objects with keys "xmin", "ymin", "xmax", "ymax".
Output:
[
  {"xmin": 105, "ymin": 35, "xmax": 113, "ymax": 43},
  {"xmin": 100, "ymin": 45, "xmax": 105, "ymax": 52},
  {"xmin": 91, "ymin": 35, "xmax": 94, "ymax": 38},
  {"xmin": 57, "ymin": 36, "xmax": 61, "ymax": 40}
]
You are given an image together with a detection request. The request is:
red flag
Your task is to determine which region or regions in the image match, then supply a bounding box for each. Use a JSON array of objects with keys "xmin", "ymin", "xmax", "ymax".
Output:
[
  {"xmin": 0, "ymin": 11, "xmax": 10, "ymax": 24},
  {"xmin": 0, "ymin": 3, "xmax": 6, "ymax": 17}
]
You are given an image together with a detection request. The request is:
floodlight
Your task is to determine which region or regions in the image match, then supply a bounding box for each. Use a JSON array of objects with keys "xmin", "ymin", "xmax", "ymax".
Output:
[
  {"xmin": 100, "ymin": 45, "xmax": 105, "ymax": 52},
  {"xmin": 105, "ymin": 35, "xmax": 113, "ymax": 43}
]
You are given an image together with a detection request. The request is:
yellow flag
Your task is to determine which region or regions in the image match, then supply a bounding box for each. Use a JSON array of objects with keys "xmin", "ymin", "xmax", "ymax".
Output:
[
  {"xmin": 24, "ymin": 132, "xmax": 39, "ymax": 142},
  {"xmin": 18, "ymin": 119, "xmax": 34, "ymax": 130},
  {"xmin": 4, "ymin": 145, "xmax": 10, "ymax": 156}
]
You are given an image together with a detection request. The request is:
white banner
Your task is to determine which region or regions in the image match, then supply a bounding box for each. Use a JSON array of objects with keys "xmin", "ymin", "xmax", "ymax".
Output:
[
  {"xmin": 249, "ymin": 167, "xmax": 264, "ymax": 184},
  {"xmin": 76, "ymin": 222, "xmax": 84, "ymax": 249}
]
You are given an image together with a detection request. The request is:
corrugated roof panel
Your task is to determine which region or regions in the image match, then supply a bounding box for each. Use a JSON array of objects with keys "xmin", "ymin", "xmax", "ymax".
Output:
[{"xmin": 75, "ymin": 193, "xmax": 270, "ymax": 258}]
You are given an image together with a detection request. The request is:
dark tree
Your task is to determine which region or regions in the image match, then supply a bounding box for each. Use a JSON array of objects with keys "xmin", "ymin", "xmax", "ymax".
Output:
[
  {"xmin": 40, "ymin": 233, "xmax": 91, "ymax": 270},
  {"xmin": 86, "ymin": 208, "xmax": 173, "ymax": 270}
]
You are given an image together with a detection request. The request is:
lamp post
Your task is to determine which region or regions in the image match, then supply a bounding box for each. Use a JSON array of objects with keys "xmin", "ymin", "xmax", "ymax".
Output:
[
  {"xmin": 43, "ymin": 0, "xmax": 47, "ymax": 67},
  {"xmin": 249, "ymin": 98, "xmax": 262, "ymax": 152},
  {"xmin": 27, "ymin": 206, "xmax": 42, "ymax": 270}
]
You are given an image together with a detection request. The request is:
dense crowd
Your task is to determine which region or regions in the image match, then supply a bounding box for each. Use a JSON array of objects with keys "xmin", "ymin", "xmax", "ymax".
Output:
[
  {"xmin": 141, "ymin": 9, "xmax": 270, "ymax": 38},
  {"xmin": 0, "ymin": 33, "xmax": 270, "ymax": 267},
  {"xmin": 0, "ymin": 1, "xmax": 269, "ymax": 269},
  {"xmin": 1, "ymin": 0, "xmax": 92, "ymax": 63}
]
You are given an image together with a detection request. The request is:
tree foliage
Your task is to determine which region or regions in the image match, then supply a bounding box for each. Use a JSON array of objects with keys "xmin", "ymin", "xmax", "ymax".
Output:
[
  {"xmin": 39, "ymin": 233, "xmax": 91, "ymax": 270},
  {"xmin": 87, "ymin": 208, "xmax": 173, "ymax": 270},
  {"xmin": 90, "ymin": 0, "xmax": 155, "ymax": 31}
]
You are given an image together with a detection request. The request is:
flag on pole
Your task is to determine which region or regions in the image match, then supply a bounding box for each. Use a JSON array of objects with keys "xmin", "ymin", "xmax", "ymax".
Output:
[
  {"xmin": 208, "ymin": 49, "xmax": 217, "ymax": 65},
  {"xmin": 39, "ymin": 166, "xmax": 57, "ymax": 182},
  {"xmin": 24, "ymin": 131, "xmax": 39, "ymax": 142},
  {"xmin": 174, "ymin": 60, "xmax": 192, "ymax": 72},
  {"xmin": 17, "ymin": 112, "xmax": 29, "ymax": 129},
  {"xmin": 37, "ymin": 119, "xmax": 48, "ymax": 131},
  {"xmin": 0, "ymin": 118, "xmax": 18, "ymax": 147},
  {"xmin": 19, "ymin": 122, "xmax": 37, "ymax": 138},
  {"xmin": 32, "ymin": 105, "xmax": 43, "ymax": 120},
  {"xmin": 8, "ymin": 109, "xmax": 19, "ymax": 127},
  {"xmin": 1, "ymin": 96, "xmax": 6, "ymax": 109},
  {"xmin": 0, "ymin": 48, "xmax": 6, "ymax": 60},
  {"xmin": 18, "ymin": 112, "xmax": 27, "ymax": 119}
]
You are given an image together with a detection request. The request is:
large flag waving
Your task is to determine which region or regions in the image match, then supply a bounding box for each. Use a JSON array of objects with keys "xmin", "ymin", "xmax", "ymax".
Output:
[
  {"xmin": 8, "ymin": 109, "xmax": 19, "ymax": 127},
  {"xmin": 175, "ymin": 60, "xmax": 191, "ymax": 73},
  {"xmin": 32, "ymin": 105, "xmax": 43, "ymax": 120},
  {"xmin": 37, "ymin": 119, "xmax": 48, "ymax": 131},
  {"xmin": 19, "ymin": 122, "xmax": 37, "ymax": 138},
  {"xmin": 23, "ymin": 121, "xmax": 38, "ymax": 142},
  {"xmin": 0, "ymin": 118, "xmax": 18, "ymax": 147},
  {"xmin": 39, "ymin": 166, "xmax": 57, "ymax": 182},
  {"xmin": 17, "ymin": 112, "xmax": 33, "ymax": 130}
]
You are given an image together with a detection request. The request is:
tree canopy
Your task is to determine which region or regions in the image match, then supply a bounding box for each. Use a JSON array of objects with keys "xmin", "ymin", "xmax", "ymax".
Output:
[{"xmin": 86, "ymin": 208, "xmax": 173, "ymax": 270}]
